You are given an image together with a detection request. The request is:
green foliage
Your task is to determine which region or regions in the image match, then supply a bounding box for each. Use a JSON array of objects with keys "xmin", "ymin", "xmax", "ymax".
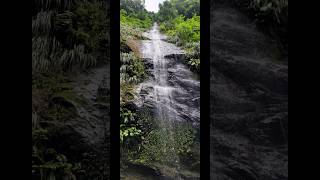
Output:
[
  {"xmin": 33, "ymin": 148, "xmax": 79, "ymax": 180},
  {"xmin": 120, "ymin": 23, "xmax": 144, "ymax": 45},
  {"xmin": 120, "ymin": 105, "xmax": 143, "ymax": 167},
  {"xmin": 32, "ymin": 36, "xmax": 62, "ymax": 72},
  {"xmin": 119, "ymin": 51, "xmax": 145, "ymax": 145},
  {"xmin": 157, "ymin": 0, "xmax": 200, "ymax": 45},
  {"xmin": 159, "ymin": 14, "xmax": 200, "ymax": 73},
  {"xmin": 157, "ymin": 1, "xmax": 178, "ymax": 22},
  {"xmin": 120, "ymin": 52, "xmax": 145, "ymax": 84},
  {"xmin": 120, "ymin": 0, "xmax": 146, "ymax": 15},
  {"xmin": 156, "ymin": 0, "xmax": 200, "ymax": 73},
  {"xmin": 120, "ymin": 0, "xmax": 153, "ymax": 30},
  {"xmin": 176, "ymin": 15, "xmax": 200, "ymax": 44},
  {"xmin": 171, "ymin": 0, "xmax": 200, "ymax": 18},
  {"xmin": 121, "ymin": 9, "xmax": 152, "ymax": 30},
  {"xmin": 185, "ymin": 42, "xmax": 200, "ymax": 72},
  {"xmin": 32, "ymin": 117, "xmax": 80, "ymax": 180},
  {"xmin": 119, "ymin": 105, "xmax": 142, "ymax": 164},
  {"xmin": 33, "ymin": 129, "xmax": 49, "ymax": 145},
  {"xmin": 174, "ymin": 124, "xmax": 197, "ymax": 155},
  {"xmin": 157, "ymin": 0, "xmax": 199, "ymax": 21},
  {"xmin": 137, "ymin": 122, "xmax": 197, "ymax": 166},
  {"xmin": 120, "ymin": 1, "xmax": 152, "ymax": 68},
  {"xmin": 159, "ymin": 15, "xmax": 183, "ymax": 36},
  {"xmin": 32, "ymin": 36, "xmax": 96, "ymax": 72},
  {"xmin": 72, "ymin": 1, "xmax": 108, "ymax": 51},
  {"xmin": 120, "ymin": 106, "xmax": 136, "ymax": 123},
  {"xmin": 119, "ymin": 1, "xmax": 201, "ymax": 170},
  {"xmin": 120, "ymin": 84, "xmax": 136, "ymax": 103},
  {"xmin": 119, "ymin": 51, "xmax": 145, "ymax": 149},
  {"xmin": 187, "ymin": 58, "xmax": 200, "ymax": 72},
  {"xmin": 32, "ymin": 0, "xmax": 107, "ymax": 73},
  {"xmin": 32, "ymin": 1, "xmax": 109, "ymax": 179},
  {"xmin": 160, "ymin": 15, "xmax": 199, "ymax": 46},
  {"xmin": 32, "ymin": 11, "xmax": 53, "ymax": 36},
  {"xmin": 119, "ymin": 57, "xmax": 145, "ymax": 154},
  {"xmin": 59, "ymin": 45, "xmax": 96, "ymax": 70},
  {"xmin": 121, "ymin": 126, "xmax": 142, "ymax": 143}
]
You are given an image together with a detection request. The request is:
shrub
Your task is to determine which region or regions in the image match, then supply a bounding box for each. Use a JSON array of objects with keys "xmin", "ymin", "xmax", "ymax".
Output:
[
  {"xmin": 175, "ymin": 15, "xmax": 200, "ymax": 45},
  {"xmin": 120, "ymin": 52, "xmax": 145, "ymax": 84},
  {"xmin": 73, "ymin": 1, "xmax": 108, "ymax": 51},
  {"xmin": 121, "ymin": 9, "xmax": 152, "ymax": 30},
  {"xmin": 32, "ymin": 11, "xmax": 53, "ymax": 36},
  {"xmin": 32, "ymin": 36, "xmax": 62, "ymax": 72},
  {"xmin": 32, "ymin": 36, "xmax": 96, "ymax": 72},
  {"xmin": 185, "ymin": 42, "xmax": 200, "ymax": 72},
  {"xmin": 157, "ymin": 1, "xmax": 201, "ymax": 73},
  {"xmin": 32, "ymin": 0, "xmax": 107, "ymax": 73},
  {"xmin": 137, "ymin": 121, "xmax": 197, "ymax": 166},
  {"xmin": 59, "ymin": 45, "xmax": 96, "ymax": 70}
]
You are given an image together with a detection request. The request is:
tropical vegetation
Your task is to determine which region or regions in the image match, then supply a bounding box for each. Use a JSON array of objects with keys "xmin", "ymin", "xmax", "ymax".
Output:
[
  {"xmin": 156, "ymin": 0, "xmax": 200, "ymax": 73},
  {"xmin": 32, "ymin": 0, "xmax": 109, "ymax": 179}
]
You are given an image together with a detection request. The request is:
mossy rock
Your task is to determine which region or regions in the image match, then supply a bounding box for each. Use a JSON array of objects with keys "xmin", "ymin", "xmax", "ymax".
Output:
[
  {"xmin": 52, "ymin": 90, "xmax": 86, "ymax": 104},
  {"xmin": 49, "ymin": 90, "xmax": 88, "ymax": 116}
]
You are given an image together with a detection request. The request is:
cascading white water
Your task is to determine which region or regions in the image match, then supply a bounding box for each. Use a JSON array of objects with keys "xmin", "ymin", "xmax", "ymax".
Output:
[
  {"xmin": 153, "ymin": 23, "xmax": 179, "ymax": 149},
  {"xmin": 144, "ymin": 24, "xmax": 183, "ymax": 177},
  {"xmin": 149, "ymin": 24, "xmax": 173, "ymax": 117},
  {"xmin": 135, "ymin": 23, "xmax": 200, "ymax": 179}
]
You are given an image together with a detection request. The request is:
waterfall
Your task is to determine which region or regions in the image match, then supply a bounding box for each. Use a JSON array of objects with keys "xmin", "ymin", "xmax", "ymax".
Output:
[
  {"xmin": 132, "ymin": 22, "xmax": 200, "ymax": 179},
  {"xmin": 150, "ymin": 24, "xmax": 173, "ymax": 117},
  {"xmin": 149, "ymin": 23, "xmax": 182, "ymax": 171}
]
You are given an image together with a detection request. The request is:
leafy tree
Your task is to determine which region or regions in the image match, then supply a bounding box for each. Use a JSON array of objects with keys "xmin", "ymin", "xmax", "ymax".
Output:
[
  {"xmin": 120, "ymin": 0, "xmax": 147, "ymax": 18},
  {"xmin": 157, "ymin": 1, "xmax": 178, "ymax": 22},
  {"xmin": 157, "ymin": 0, "xmax": 199, "ymax": 21},
  {"xmin": 156, "ymin": 0, "xmax": 200, "ymax": 73}
]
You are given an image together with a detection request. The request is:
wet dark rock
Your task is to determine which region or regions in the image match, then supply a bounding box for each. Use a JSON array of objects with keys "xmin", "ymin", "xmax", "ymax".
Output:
[
  {"xmin": 50, "ymin": 93, "xmax": 77, "ymax": 109},
  {"xmin": 165, "ymin": 54, "xmax": 186, "ymax": 64},
  {"xmin": 143, "ymin": 58, "xmax": 155, "ymax": 77},
  {"xmin": 142, "ymin": 99, "xmax": 157, "ymax": 111},
  {"xmin": 121, "ymin": 41, "xmax": 132, "ymax": 53},
  {"xmin": 143, "ymin": 58, "xmax": 153, "ymax": 68},
  {"xmin": 168, "ymin": 66, "xmax": 200, "ymax": 93},
  {"xmin": 122, "ymin": 163, "xmax": 173, "ymax": 180},
  {"xmin": 136, "ymin": 62, "xmax": 200, "ymax": 124},
  {"xmin": 210, "ymin": 2, "xmax": 288, "ymax": 180},
  {"xmin": 125, "ymin": 101, "xmax": 139, "ymax": 112},
  {"xmin": 45, "ymin": 64, "xmax": 110, "ymax": 179},
  {"xmin": 123, "ymin": 162, "xmax": 200, "ymax": 180}
]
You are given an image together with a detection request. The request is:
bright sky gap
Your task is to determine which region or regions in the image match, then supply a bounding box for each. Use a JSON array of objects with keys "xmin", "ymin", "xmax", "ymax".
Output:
[{"xmin": 144, "ymin": 0, "xmax": 166, "ymax": 12}]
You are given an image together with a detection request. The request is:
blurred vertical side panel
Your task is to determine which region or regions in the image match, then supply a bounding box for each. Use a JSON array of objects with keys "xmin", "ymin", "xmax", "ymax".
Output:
[
  {"xmin": 210, "ymin": 0, "xmax": 288, "ymax": 179},
  {"xmin": 32, "ymin": 0, "xmax": 111, "ymax": 179}
]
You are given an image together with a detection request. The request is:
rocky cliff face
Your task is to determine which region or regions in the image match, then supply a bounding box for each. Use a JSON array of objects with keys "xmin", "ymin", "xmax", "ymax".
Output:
[
  {"xmin": 44, "ymin": 64, "xmax": 110, "ymax": 179},
  {"xmin": 210, "ymin": 2, "xmax": 288, "ymax": 180}
]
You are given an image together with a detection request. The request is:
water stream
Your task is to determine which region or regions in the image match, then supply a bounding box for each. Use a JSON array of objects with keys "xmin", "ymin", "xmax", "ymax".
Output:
[
  {"xmin": 126, "ymin": 23, "xmax": 200, "ymax": 179},
  {"xmin": 137, "ymin": 23, "xmax": 200, "ymax": 124}
]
